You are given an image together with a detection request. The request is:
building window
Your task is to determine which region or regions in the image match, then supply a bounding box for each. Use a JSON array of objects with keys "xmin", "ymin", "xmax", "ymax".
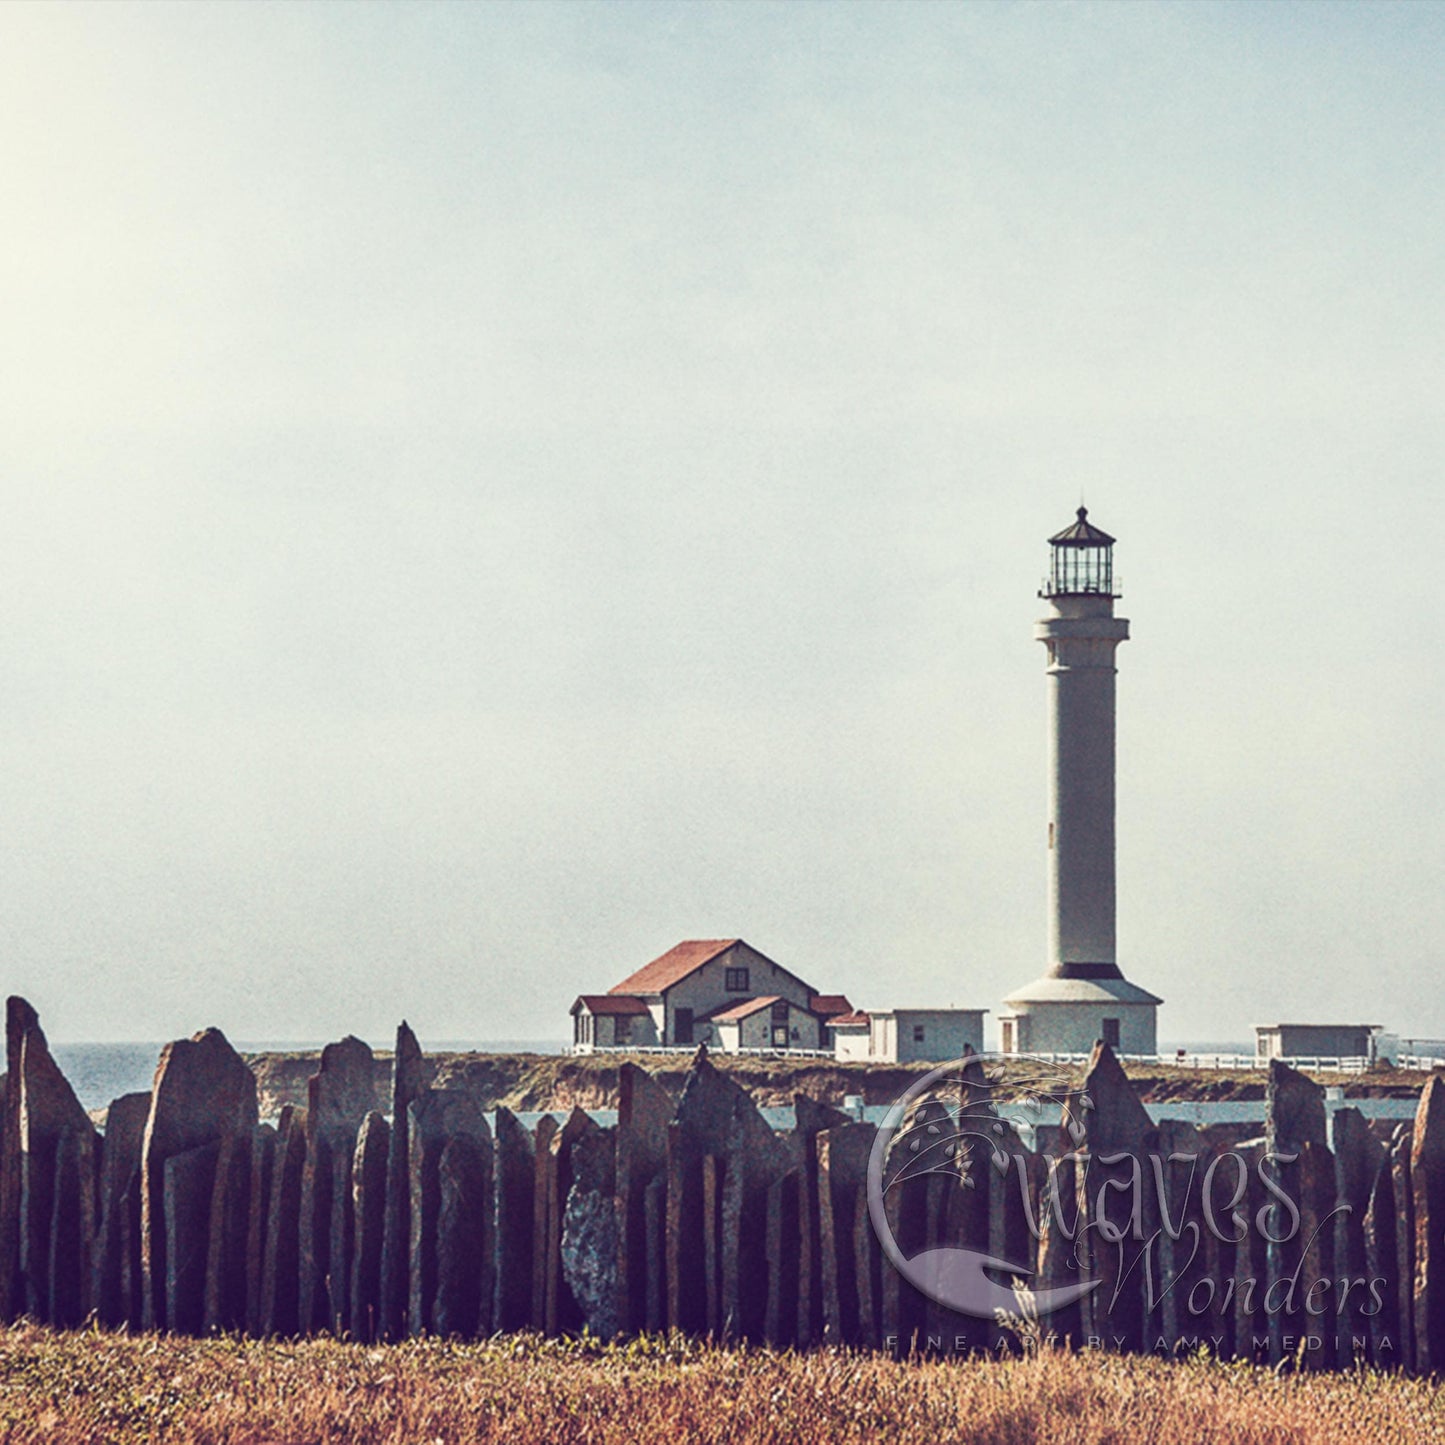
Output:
[
  {"xmin": 614, "ymin": 1015, "xmax": 632, "ymax": 1045},
  {"xmin": 726, "ymin": 967, "xmax": 750, "ymax": 992},
  {"xmin": 913, "ymin": 1024, "xmax": 925, "ymax": 1043},
  {"xmin": 771, "ymin": 1000, "xmax": 789, "ymax": 1024},
  {"xmin": 674, "ymin": 1008, "xmax": 694, "ymax": 1045},
  {"xmin": 1102, "ymin": 1017, "xmax": 1121, "ymax": 1048}
]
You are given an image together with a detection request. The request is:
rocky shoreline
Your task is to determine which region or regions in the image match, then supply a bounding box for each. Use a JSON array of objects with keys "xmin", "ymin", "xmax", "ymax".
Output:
[
  {"xmin": 244, "ymin": 1048, "xmax": 1430, "ymax": 1121},
  {"xmin": 242, "ymin": 1049, "xmax": 939, "ymax": 1120}
]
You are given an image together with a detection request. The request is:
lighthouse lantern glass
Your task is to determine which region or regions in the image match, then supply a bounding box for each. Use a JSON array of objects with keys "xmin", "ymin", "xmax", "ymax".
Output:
[{"xmin": 1047, "ymin": 538, "xmax": 1113, "ymax": 597}]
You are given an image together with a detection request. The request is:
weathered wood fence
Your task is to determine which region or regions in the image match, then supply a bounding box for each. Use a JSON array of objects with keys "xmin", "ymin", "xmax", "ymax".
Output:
[{"xmin": 3, "ymin": 995, "xmax": 1443, "ymax": 1372}]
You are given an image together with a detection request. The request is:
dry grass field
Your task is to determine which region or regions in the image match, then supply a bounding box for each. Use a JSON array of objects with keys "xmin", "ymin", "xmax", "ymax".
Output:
[{"xmin": 0, "ymin": 1326, "xmax": 1441, "ymax": 1444}]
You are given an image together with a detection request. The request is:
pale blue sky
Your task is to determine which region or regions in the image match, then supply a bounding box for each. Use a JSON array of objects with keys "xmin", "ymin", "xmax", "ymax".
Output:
[{"xmin": 2, "ymin": 1, "xmax": 1442, "ymax": 1044}]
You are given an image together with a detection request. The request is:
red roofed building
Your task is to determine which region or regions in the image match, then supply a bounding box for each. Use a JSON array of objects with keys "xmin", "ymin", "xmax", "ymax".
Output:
[
  {"xmin": 709, "ymin": 995, "xmax": 830, "ymax": 1053},
  {"xmin": 568, "ymin": 994, "xmax": 653, "ymax": 1050},
  {"xmin": 571, "ymin": 939, "xmax": 843, "ymax": 1053},
  {"xmin": 826, "ymin": 1011, "xmax": 873, "ymax": 1062}
]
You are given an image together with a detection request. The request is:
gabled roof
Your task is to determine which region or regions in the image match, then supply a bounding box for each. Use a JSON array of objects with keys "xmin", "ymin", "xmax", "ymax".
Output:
[
  {"xmin": 809, "ymin": 994, "xmax": 853, "ymax": 1019},
  {"xmin": 608, "ymin": 938, "xmax": 817, "ymax": 998},
  {"xmin": 608, "ymin": 940, "xmax": 740, "ymax": 996},
  {"xmin": 571, "ymin": 994, "xmax": 652, "ymax": 1017},
  {"xmin": 710, "ymin": 995, "xmax": 784, "ymax": 1024}
]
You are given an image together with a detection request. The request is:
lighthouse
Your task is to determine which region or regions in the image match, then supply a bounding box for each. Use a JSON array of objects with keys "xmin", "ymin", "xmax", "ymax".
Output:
[{"xmin": 997, "ymin": 508, "xmax": 1161, "ymax": 1056}]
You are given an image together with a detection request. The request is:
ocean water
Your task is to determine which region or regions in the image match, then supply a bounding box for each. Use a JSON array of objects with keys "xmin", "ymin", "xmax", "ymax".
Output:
[
  {"xmin": 51, "ymin": 1039, "xmax": 567, "ymax": 1115},
  {"xmin": 1159, "ymin": 1041, "xmax": 1253, "ymax": 1056},
  {"xmin": 52, "ymin": 1043, "xmax": 167, "ymax": 1115}
]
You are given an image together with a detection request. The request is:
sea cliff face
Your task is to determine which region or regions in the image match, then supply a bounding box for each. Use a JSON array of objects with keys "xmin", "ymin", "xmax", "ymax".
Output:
[
  {"xmin": 243, "ymin": 1050, "xmax": 938, "ymax": 1120},
  {"xmin": 243, "ymin": 1049, "xmax": 1428, "ymax": 1121},
  {"xmin": 244, "ymin": 1052, "xmax": 396, "ymax": 1120}
]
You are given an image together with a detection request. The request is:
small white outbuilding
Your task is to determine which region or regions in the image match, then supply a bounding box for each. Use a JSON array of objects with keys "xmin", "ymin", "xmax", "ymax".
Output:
[
  {"xmin": 1254, "ymin": 1023, "xmax": 1381, "ymax": 1063},
  {"xmin": 826, "ymin": 1008, "xmax": 987, "ymax": 1063}
]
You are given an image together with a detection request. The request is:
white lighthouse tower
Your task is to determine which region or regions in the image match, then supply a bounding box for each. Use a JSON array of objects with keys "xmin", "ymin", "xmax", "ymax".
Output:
[{"xmin": 998, "ymin": 508, "xmax": 1161, "ymax": 1056}]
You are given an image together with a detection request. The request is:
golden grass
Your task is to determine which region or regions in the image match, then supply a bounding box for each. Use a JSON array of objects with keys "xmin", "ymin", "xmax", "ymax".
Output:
[{"xmin": 0, "ymin": 1328, "xmax": 1440, "ymax": 1444}]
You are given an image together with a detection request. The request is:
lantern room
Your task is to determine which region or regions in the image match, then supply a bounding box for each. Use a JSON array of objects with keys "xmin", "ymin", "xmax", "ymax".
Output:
[{"xmin": 1041, "ymin": 506, "xmax": 1118, "ymax": 598}]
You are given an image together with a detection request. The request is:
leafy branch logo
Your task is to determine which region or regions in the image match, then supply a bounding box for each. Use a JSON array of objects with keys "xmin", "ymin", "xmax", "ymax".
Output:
[
  {"xmin": 866, "ymin": 1054, "xmax": 1100, "ymax": 1319},
  {"xmin": 868, "ymin": 1054, "xmax": 1394, "ymax": 1350}
]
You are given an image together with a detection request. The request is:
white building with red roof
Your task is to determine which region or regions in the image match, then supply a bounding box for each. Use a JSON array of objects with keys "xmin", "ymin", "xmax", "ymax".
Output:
[{"xmin": 570, "ymin": 939, "xmax": 850, "ymax": 1054}]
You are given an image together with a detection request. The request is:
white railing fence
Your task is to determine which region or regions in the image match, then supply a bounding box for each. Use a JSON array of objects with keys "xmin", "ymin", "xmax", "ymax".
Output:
[
  {"xmin": 1024, "ymin": 1051, "xmax": 1373, "ymax": 1073},
  {"xmin": 568, "ymin": 1044, "xmax": 1395, "ymax": 1072}
]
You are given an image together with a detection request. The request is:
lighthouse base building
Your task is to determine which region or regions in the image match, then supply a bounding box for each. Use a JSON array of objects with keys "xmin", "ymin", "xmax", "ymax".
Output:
[{"xmin": 997, "ymin": 972, "xmax": 1160, "ymax": 1056}]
